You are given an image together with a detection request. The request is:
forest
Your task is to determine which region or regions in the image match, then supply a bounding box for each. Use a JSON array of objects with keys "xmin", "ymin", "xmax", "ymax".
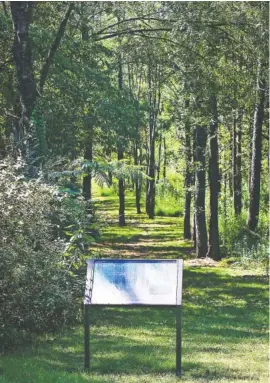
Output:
[{"xmin": 0, "ymin": 2, "xmax": 269, "ymax": 383}]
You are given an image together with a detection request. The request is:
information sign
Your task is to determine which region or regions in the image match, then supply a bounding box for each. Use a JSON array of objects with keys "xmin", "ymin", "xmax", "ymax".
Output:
[
  {"xmin": 83, "ymin": 259, "xmax": 183, "ymax": 376},
  {"xmin": 84, "ymin": 259, "xmax": 183, "ymax": 306}
]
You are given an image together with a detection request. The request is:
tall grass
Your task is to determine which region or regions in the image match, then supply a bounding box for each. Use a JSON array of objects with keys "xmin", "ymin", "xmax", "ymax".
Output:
[
  {"xmin": 155, "ymin": 195, "xmax": 183, "ymax": 217},
  {"xmin": 219, "ymin": 210, "xmax": 268, "ymax": 272},
  {"xmin": 155, "ymin": 173, "xmax": 184, "ymax": 217}
]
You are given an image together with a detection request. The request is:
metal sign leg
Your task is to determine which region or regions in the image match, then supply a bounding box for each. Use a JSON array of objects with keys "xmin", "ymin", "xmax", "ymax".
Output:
[
  {"xmin": 176, "ymin": 305, "xmax": 182, "ymax": 376},
  {"xmin": 84, "ymin": 305, "xmax": 90, "ymax": 371}
]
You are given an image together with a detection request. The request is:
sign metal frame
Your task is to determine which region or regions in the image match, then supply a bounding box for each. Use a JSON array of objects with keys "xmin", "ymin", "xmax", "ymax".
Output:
[{"xmin": 83, "ymin": 258, "xmax": 183, "ymax": 377}]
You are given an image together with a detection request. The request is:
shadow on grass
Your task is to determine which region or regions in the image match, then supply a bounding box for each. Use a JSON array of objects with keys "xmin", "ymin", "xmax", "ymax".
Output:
[{"xmin": 7, "ymin": 268, "xmax": 266, "ymax": 381}]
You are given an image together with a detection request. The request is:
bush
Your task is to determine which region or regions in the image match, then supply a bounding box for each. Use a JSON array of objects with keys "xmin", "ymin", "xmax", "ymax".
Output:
[
  {"xmin": 0, "ymin": 160, "xmax": 85, "ymax": 351},
  {"xmin": 219, "ymin": 212, "xmax": 268, "ymax": 272},
  {"xmin": 232, "ymin": 236, "xmax": 268, "ymax": 272}
]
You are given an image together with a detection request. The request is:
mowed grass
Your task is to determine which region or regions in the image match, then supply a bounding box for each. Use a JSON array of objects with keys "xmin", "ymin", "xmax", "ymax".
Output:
[
  {"xmin": 0, "ymin": 194, "xmax": 268, "ymax": 383},
  {"xmin": 92, "ymin": 195, "xmax": 193, "ymax": 259}
]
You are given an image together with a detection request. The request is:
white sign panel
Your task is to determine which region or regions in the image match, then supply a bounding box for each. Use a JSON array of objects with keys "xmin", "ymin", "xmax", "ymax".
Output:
[{"xmin": 84, "ymin": 259, "xmax": 183, "ymax": 306}]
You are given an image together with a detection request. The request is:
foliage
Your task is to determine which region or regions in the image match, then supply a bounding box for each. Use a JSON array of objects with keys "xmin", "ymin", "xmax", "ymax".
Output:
[
  {"xmin": 219, "ymin": 211, "xmax": 268, "ymax": 272},
  {"xmin": 0, "ymin": 160, "xmax": 86, "ymax": 350},
  {"xmin": 232, "ymin": 236, "xmax": 268, "ymax": 273},
  {"xmin": 155, "ymin": 173, "xmax": 184, "ymax": 217},
  {"xmin": 155, "ymin": 195, "xmax": 183, "ymax": 217}
]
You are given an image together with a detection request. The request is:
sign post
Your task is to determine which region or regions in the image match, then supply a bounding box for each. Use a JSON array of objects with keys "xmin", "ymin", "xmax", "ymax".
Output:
[
  {"xmin": 176, "ymin": 259, "xmax": 183, "ymax": 376},
  {"xmin": 176, "ymin": 305, "xmax": 182, "ymax": 376},
  {"xmin": 84, "ymin": 304, "xmax": 90, "ymax": 371},
  {"xmin": 84, "ymin": 259, "xmax": 183, "ymax": 376}
]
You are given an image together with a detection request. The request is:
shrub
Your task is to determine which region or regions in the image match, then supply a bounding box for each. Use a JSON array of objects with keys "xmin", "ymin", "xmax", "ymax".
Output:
[
  {"xmin": 219, "ymin": 212, "xmax": 268, "ymax": 272},
  {"xmin": 232, "ymin": 236, "xmax": 268, "ymax": 273},
  {"xmin": 0, "ymin": 160, "xmax": 85, "ymax": 351}
]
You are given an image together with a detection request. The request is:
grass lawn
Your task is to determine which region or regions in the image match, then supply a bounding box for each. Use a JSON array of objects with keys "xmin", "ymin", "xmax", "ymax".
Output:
[
  {"xmin": 0, "ymin": 195, "xmax": 268, "ymax": 383},
  {"xmin": 92, "ymin": 195, "xmax": 193, "ymax": 259}
]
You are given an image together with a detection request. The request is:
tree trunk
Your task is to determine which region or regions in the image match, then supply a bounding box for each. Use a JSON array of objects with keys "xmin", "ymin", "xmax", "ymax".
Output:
[
  {"xmin": 232, "ymin": 110, "xmax": 243, "ymax": 215},
  {"xmin": 118, "ymin": 146, "xmax": 126, "ymax": 226},
  {"xmin": 10, "ymin": 2, "xmax": 37, "ymax": 135},
  {"xmin": 146, "ymin": 130, "xmax": 156, "ymax": 218},
  {"xmin": 157, "ymin": 134, "xmax": 162, "ymax": 181},
  {"xmin": 192, "ymin": 128, "xmax": 196, "ymax": 248},
  {"xmin": 223, "ymin": 172, "xmax": 228, "ymax": 240},
  {"xmin": 194, "ymin": 126, "xmax": 208, "ymax": 258},
  {"xmin": 184, "ymin": 120, "xmax": 192, "ymax": 239},
  {"xmin": 207, "ymin": 96, "xmax": 221, "ymax": 260},
  {"xmin": 248, "ymin": 67, "xmax": 265, "ymax": 231},
  {"xmin": 134, "ymin": 143, "xmax": 141, "ymax": 214},
  {"xmin": 39, "ymin": 3, "xmax": 74, "ymax": 92},
  {"xmin": 163, "ymin": 137, "xmax": 167, "ymax": 179},
  {"xmin": 82, "ymin": 12, "xmax": 92, "ymax": 207},
  {"xmin": 229, "ymin": 129, "xmax": 233, "ymax": 198},
  {"xmin": 118, "ymin": 55, "xmax": 125, "ymax": 226},
  {"xmin": 10, "ymin": 2, "xmax": 73, "ymax": 156},
  {"xmin": 192, "ymin": 212, "xmax": 196, "ymax": 247},
  {"xmin": 82, "ymin": 134, "xmax": 93, "ymax": 202},
  {"xmin": 146, "ymin": 64, "xmax": 160, "ymax": 219}
]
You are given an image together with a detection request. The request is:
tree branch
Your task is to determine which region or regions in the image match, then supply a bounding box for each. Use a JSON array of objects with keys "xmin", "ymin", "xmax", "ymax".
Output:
[
  {"xmin": 93, "ymin": 15, "xmax": 173, "ymax": 36},
  {"xmin": 94, "ymin": 28, "xmax": 172, "ymax": 41},
  {"xmin": 39, "ymin": 2, "xmax": 74, "ymax": 92}
]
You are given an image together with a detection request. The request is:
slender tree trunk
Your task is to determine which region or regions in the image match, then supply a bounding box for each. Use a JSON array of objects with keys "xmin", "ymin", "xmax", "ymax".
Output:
[
  {"xmin": 134, "ymin": 143, "xmax": 141, "ymax": 214},
  {"xmin": 223, "ymin": 172, "xmax": 228, "ymax": 242},
  {"xmin": 82, "ymin": 130, "xmax": 93, "ymax": 202},
  {"xmin": 248, "ymin": 67, "xmax": 265, "ymax": 231},
  {"xmin": 118, "ymin": 55, "xmax": 125, "ymax": 226},
  {"xmin": 229, "ymin": 129, "xmax": 233, "ymax": 198},
  {"xmin": 207, "ymin": 96, "xmax": 221, "ymax": 260},
  {"xmin": 118, "ymin": 146, "xmax": 126, "ymax": 226},
  {"xmin": 184, "ymin": 120, "xmax": 192, "ymax": 239},
  {"xmin": 192, "ymin": 212, "xmax": 196, "ymax": 247},
  {"xmin": 192, "ymin": 128, "xmax": 196, "ymax": 248},
  {"xmin": 232, "ymin": 110, "xmax": 243, "ymax": 215},
  {"xmin": 146, "ymin": 64, "xmax": 160, "ymax": 219},
  {"xmin": 39, "ymin": 3, "xmax": 74, "ymax": 92},
  {"xmin": 194, "ymin": 126, "xmax": 208, "ymax": 258},
  {"xmin": 146, "ymin": 128, "xmax": 156, "ymax": 218},
  {"xmin": 82, "ymin": 13, "xmax": 92, "ymax": 206},
  {"xmin": 163, "ymin": 137, "xmax": 167, "ymax": 179},
  {"xmin": 157, "ymin": 134, "xmax": 162, "ymax": 181}
]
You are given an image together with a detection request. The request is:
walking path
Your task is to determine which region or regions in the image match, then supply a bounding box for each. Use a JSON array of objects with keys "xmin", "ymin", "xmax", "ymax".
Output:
[{"xmin": 92, "ymin": 195, "xmax": 195, "ymax": 260}]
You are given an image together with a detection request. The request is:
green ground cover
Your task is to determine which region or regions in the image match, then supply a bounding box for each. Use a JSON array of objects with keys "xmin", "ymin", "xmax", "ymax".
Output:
[
  {"xmin": 92, "ymin": 195, "xmax": 193, "ymax": 259},
  {"xmin": 0, "ymin": 195, "xmax": 268, "ymax": 383}
]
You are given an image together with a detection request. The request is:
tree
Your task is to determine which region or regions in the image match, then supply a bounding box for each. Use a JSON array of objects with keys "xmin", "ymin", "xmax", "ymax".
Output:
[
  {"xmin": 10, "ymin": 1, "xmax": 74, "ymax": 157},
  {"xmin": 194, "ymin": 126, "xmax": 208, "ymax": 258},
  {"xmin": 207, "ymin": 95, "xmax": 221, "ymax": 260},
  {"xmin": 232, "ymin": 108, "xmax": 243, "ymax": 215},
  {"xmin": 10, "ymin": 2, "xmax": 37, "ymax": 145},
  {"xmin": 145, "ymin": 61, "xmax": 161, "ymax": 219},
  {"xmin": 248, "ymin": 64, "xmax": 266, "ymax": 231},
  {"xmin": 183, "ymin": 104, "xmax": 192, "ymax": 239}
]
